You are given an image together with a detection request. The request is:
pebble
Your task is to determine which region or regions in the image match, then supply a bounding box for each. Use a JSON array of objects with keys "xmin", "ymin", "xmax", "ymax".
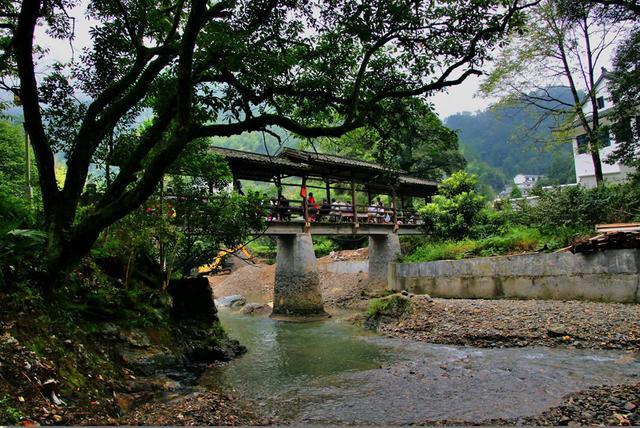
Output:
[{"xmin": 377, "ymin": 298, "xmax": 640, "ymax": 350}]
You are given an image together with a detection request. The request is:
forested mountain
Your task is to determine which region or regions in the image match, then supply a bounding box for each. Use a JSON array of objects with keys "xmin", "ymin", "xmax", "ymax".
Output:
[
  {"xmin": 210, "ymin": 128, "xmax": 299, "ymax": 155},
  {"xmin": 446, "ymin": 87, "xmax": 577, "ymax": 193}
]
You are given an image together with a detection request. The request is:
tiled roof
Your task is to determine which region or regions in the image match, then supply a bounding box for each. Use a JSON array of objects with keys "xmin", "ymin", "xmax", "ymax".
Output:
[
  {"xmin": 398, "ymin": 175, "xmax": 438, "ymax": 187},
  {"xmin": 211, "ymin": 146, "xmax": 305, "ymax": 168},
  {"xmin": 277, "ymin": 148, "xmax": 401, "ymax": 172}
]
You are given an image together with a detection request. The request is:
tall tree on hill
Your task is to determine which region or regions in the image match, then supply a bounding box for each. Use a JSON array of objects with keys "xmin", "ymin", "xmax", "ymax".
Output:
[
  {"xmin": 1, "ymin": 0, "xmax": 533, "ymax": 278},
  {"xmin": 481, "ymin": 0, "xmax": 631, "ymax": 184}
]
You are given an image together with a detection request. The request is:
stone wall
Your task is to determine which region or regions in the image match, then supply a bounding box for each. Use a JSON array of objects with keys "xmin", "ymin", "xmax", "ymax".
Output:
[{"xmin": 388, "ymin": 249, "xmax": 640, "ymax": 303}]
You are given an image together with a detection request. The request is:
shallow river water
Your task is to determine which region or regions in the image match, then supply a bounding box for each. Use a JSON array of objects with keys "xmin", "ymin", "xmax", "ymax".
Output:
[{"xmin": 200, "ymin": 309, "xmax": 640, "ymax": 424}]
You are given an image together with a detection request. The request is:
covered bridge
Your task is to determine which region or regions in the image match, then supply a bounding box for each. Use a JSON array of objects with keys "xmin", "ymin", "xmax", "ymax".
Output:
[{"xmin": 211, "ymin": 146, "xmax": 438, "ymax": 235}]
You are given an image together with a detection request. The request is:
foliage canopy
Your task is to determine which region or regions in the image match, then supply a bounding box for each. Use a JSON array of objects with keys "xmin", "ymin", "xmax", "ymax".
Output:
[{"xmin": 1, "ymin": 0, "xmax": 532, "ymax": 274}]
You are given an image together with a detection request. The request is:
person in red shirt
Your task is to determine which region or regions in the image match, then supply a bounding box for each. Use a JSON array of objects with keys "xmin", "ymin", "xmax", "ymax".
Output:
[{"xmin": 308, "ymin": 192, "xmax": 318, "ymax": 221}]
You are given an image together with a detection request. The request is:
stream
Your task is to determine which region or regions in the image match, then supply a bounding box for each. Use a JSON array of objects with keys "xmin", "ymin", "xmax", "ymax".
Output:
[{"xmin": 199, "ymin": 309, "xmax": 640, "ymax": 424}]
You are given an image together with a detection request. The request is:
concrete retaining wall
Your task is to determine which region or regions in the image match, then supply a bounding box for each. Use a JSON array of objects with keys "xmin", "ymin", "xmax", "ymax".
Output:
[
  {"xmin": 388, "ymin": 249, "xmax": 640, "ymax": 303},
  {"xmin": 320, "ymin": 261, "xmax": 369, "ymax": 274}
]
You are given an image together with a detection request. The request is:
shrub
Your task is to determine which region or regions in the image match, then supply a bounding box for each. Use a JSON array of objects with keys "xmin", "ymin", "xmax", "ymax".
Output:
[
  {"xmin": 0, "ymin": 188, "xmax": 34, "ymax": 235},
  {"xmin": 313, "ymin": 236, "xmax": 336, "ymax": 257},
  {"xmin": 402, "ymin": 239, "xmax": 478, "ymax": 263},
  {"xmin": 516, "ymin": 183, "xmax": 640, "ymax": 229},
  {"xmin": 402, "ymin": 226, "xmax": 581, "ymax": 263},
  {"xmin": 419, "ymin": 171, "xmax": 486, "ymax": 240}
]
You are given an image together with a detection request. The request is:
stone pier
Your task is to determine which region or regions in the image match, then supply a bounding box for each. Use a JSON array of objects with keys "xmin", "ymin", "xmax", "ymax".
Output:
[
  {"xmin": 271, "ymin": 233, "xmax": 328, "ymax": 320},
  {"xmin": 368, "ymin": 234, "xmax": 401, "ymax": 289}
]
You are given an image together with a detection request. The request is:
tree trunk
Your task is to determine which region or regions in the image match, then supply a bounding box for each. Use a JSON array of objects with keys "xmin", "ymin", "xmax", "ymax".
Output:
[
  {"xmin": 589, "ymin": 135, "xmax": 605, "ymax": 184},
  {"xmin": 45, "ymin": 221, "xmax": 102, "ymax": 282}
]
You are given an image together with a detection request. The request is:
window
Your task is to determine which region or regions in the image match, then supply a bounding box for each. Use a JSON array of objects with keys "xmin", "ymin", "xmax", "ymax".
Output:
[
  {"xmin": 596, "ymin": 96, "xmax": 605, "ymax": 109},
  {"xmin": 598, "ymin": 128, "xmax": 611, "ymax": 148},
  {"xmin": 576, "ymin": 134, "xmax": 589, "ymax": 154}
]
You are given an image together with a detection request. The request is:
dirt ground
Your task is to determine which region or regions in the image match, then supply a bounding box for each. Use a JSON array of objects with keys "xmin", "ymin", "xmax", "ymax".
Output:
[{"xmin": 209, "ymin": 248, "xmax": 373, "ymax": 308}]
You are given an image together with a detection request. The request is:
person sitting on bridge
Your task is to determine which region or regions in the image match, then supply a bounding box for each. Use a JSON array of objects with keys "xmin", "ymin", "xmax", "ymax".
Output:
[
  {"xmin": 367, "ymin": 203, "xmax": 378, "ymax": 223},
  {"xmin": 375, "ymin": 197, "xmax": 385, "ymax": 224},
  {"xmin": 277, "ymin": 194, "xmax": 291, "ymax": 221},
  {"xmin": 318, "ymin": 199, "xmax": 331, "ymax": 222},
  {"xmin": 329, "ymin": 198, "xmax": 340, "ymax": 222},
  {"xmin": 308, "ymin": 192, "xmax": 319, "ymax": 221}
]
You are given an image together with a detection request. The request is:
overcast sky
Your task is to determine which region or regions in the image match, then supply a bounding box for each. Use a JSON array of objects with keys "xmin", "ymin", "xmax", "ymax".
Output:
[{"xmin": 431, "ymin": 77, "xmax": 494, "ymax": 119}]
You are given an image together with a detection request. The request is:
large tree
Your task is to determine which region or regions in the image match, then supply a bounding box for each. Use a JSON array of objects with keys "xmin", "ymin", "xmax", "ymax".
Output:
[
  {"xmin": 607, "ymin": 28, "xmax": 640, "ymax": 171},
  {"xmin": 319, "ymin": 97, "xmax": 466, "ymax": 180},
  {"xmin": 482, "ymin": 0, "xmax": 631, "ymax": 184},
  {"xmin": 1, "ymin": 0, "xmax": 531, "ymax": 276}
]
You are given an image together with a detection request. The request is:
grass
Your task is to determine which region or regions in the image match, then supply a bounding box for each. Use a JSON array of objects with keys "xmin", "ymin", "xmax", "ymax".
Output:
[
  {"xmin": 402, "ymin": 226, "xmax": 581, "ymax": 263},
  {"xmin": 366, "ymin": 295, "xmax": 411, "ymax": 319}
]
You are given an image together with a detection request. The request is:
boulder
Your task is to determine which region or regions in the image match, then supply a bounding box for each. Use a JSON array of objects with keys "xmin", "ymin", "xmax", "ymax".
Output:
[
  {"xmin": 215, "ymin": 294, "xmax": 246, "ymax": 309},
  {"xmin": 241, "ymin": 303, "xmax": 271, "ymax": 315},
  {"xmin": 547, "ymin": 324, "xmax": 568, "ymax": 338},
  {"xmin": 168, "ymin": 277, "xmax": 217, "ymax": 321}
]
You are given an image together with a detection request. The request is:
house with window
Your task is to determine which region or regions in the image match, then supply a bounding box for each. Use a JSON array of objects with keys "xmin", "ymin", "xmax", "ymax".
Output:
[
  {"xmin": 568, "ymin": 69, "xmax": 637, "ymax": 187},
  {"xmin": 513, "ymin": 173, "xmax": 544, "ymax": 195}
]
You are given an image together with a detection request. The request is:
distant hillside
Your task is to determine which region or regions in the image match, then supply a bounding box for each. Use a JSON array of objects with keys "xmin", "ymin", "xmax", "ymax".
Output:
[
  {"xmin": 445, "ymin": 87, "xmax": 577, "ymax": 193},
  {"xmin": 209, "ymin": 128, "xmax": 299, "ymax": 155}
]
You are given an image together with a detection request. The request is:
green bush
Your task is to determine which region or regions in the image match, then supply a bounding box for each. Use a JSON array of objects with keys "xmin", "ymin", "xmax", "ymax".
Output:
[
  {"xmin": 313, "ymin": 236, "xmax": 336, "ymax": 257},
  {"xmin": 516, "ymin": 183, "xmax": 640, "ymax": 229},
  {"xmin": 247, "ymin": 237, "xmax": 277, "ymax": 261},
  {"xmin": 0, "ymin": 188, "xmax": 34, "ymax": 235},
  {"xmin": 402, "ymin": 226, "xmax": 582, "ymax": 263},
  {"xmin": 419, "ymin": 171, "xmax": 486, "ymax": 240},
  {"xmin": 366, "ymin": 295, "xmax": 411, "ymax": 318},
  {"xmin": 402, "ymin": 239, "xmax": 478, "ymax": 262}
]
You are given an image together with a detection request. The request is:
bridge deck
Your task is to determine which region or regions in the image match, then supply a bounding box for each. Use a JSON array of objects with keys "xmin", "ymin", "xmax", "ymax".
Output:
[{"xmin": 258, "ymin": 221, "xmax": 424, "ymax": 236}]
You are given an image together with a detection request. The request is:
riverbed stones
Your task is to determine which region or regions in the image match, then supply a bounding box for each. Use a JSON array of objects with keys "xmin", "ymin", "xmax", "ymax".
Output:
[
  {"xmin": 241, "ymin": 303, "xmax": 270, "ymax": 315},
  {"xmin": 216, "ymin": 295, "xmax": 247, "ymax": 308},
  {"xmin": 272, "ymin": 233, "xmax": 328, "ymax": 319}
]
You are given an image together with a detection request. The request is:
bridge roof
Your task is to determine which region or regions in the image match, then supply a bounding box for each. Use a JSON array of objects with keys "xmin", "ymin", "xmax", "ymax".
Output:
[{"xmin": 211, "ymin": 146, "xmax": 438, "ymax": 197}]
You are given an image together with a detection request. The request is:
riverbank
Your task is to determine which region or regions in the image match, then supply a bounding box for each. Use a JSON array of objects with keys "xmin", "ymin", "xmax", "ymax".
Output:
[
  {"xmin": 0, "ymin": 270, "xmax": 253, "ymax": 425},
  {"xmin": 417, "ymin": 381, "xmax": 640, "ymax": 426},
  {"xmin": 375, "ymin": 296, "xmax": 640, "ymax": 350}
]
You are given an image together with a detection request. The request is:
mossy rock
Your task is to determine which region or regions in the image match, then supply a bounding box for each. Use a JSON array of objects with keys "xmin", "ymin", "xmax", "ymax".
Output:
[{"xmin": 366, "ymin": 294, "xmax": 412, "ymax": 319}]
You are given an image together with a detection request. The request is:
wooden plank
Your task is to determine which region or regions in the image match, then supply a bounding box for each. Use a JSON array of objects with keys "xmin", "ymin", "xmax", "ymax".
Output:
[{"xmin": 596, "ymin": 223, "xmax": 640, "ymax": 233}]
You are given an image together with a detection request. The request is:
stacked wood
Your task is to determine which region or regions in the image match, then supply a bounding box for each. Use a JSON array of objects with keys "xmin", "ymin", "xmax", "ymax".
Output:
[
  {"xmin": 596, "ymin": 222, "xmax": 640, "ymax": 233},
  {"xmin": 571, "ymin": 230, "xmax": 640, "ymax": 254}
]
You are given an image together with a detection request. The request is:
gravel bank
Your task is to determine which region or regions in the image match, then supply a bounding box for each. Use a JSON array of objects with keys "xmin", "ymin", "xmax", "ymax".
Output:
[
  {"xmin": 119, "ymin": 390, "xmax": 276, "ymax": 426},
  {"xmin": 377, "ymin": 297, "xmax": 640, "ymax": 350},
  {"xmin": 417, "ymin": 382, "xmax": 640, "ymax": 426}
]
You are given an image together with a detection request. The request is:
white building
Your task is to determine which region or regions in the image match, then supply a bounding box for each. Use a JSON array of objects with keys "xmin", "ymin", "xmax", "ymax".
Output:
[
  {"xmin": 513, "ymin": 174, "xmax": 544, "ymax": 195},
  {"xmin": 568, "ymin": 70, "xmax": 636, "ymax": 187}
]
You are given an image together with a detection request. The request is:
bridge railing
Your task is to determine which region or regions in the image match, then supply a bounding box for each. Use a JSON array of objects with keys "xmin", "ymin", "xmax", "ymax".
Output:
[{"xmin": 264, "ymin": 200, "xmax": 421, "ymax": 225}]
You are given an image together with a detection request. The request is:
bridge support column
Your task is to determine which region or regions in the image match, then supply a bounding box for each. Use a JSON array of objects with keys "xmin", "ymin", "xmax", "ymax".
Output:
[
  {"xmin": 368, "ymin": 234, "xmax": 401, "ymax": 289},
  {"xmin": 271, "ymin": 233, "xmax": 328, "ymax": 320}
]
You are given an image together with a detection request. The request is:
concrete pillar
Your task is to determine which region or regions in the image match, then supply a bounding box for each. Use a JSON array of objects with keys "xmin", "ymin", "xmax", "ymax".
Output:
[
  {"xmin": 271, "ymin": 234, "xmax": 328, "ymax": 320},
  {"xmin": 368, "ymin": 234, "xmax": 401, "ymax": 289}
]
